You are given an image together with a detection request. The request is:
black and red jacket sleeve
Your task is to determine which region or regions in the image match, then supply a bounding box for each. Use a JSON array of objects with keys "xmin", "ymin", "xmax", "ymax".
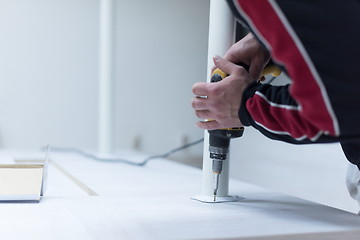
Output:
[
  {"xmin": 226, "ymin": 0, "xmax": 360, "ymax": 165},
  {"xmin": 240, "ymin": 82, "xmax": 338, "ymax": 144}
]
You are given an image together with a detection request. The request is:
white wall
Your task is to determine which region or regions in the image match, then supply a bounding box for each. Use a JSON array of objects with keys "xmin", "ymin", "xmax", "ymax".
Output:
[
  {"xmin": 113, "ymin": 0, "xmax": 208, "ymax": 155},
  {"xmin": 0, "ymin": 0, "xmax": 208, "ymax": 154},
  {"xmin": 0, "ymin": 0, "xmax": 99, "ymax": 149}
]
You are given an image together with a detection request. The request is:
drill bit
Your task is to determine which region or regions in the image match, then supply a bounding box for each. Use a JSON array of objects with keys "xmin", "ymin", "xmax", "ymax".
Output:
[
  {"xmin": 211, "ymin": 157, "xmax": 224, "ymax": 202},
  {"xmin": 213, "ymin": 171, "xmax": 220, "ymax": 202}
]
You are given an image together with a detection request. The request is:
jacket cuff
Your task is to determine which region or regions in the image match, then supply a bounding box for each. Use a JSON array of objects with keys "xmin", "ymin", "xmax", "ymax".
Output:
[{"xmin": 239, "ymin": 81, "xmax": 262, "ymax": 126}]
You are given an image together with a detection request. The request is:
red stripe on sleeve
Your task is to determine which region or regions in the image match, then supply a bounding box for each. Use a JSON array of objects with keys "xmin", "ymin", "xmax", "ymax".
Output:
[
  {"xmin": 247, "ymin": 94, "xmax": 321, "ymax": 140},
  {"xmin": 235, "ymin": 0, "xmax": 337, "ymax": 136}
]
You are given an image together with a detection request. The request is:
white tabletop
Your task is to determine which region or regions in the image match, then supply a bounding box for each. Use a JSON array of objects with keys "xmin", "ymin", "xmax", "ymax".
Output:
[{"xmin": 1, "ymin": 150, "xmax": 360, "ymax": 240}]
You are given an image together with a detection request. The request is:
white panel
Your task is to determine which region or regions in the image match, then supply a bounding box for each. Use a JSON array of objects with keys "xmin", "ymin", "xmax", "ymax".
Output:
[
  {"xmin": 0, "ymin": 0, "xmax": 98, "ymax": 149},
  {"xmin": 114, "ymin": 0, "xmax": 209, "ymax": 156}
]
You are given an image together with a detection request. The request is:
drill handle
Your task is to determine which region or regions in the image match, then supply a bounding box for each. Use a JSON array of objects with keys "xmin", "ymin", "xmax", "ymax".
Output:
[{"xmin": 211, "ymin": 64, "xmax": 281, "ymax": 82}]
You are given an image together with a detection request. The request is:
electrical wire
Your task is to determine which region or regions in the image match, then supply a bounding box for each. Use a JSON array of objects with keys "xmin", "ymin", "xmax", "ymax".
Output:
[
  {"xmin": 44, "ymin": 138, "xmax": 204, "ymax": 167},
  {"xmin": 267, "ymin": 76, "xmax": 277, "ymax": 84}
]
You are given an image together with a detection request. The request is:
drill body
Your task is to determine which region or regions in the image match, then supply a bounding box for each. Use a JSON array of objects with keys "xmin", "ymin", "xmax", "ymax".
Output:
[
  {"xmin": 208, "ymin": 65, "xmax": 280, "ymax": 201},
  {"xmin": 208, "ymin": 69, "xmax": 244, "ymax": 201}
]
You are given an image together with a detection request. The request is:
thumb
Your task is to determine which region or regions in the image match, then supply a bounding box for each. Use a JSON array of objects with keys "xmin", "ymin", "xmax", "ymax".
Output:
[{"xmin": 213, "ymin": 55, "xmax": 239, "ymax": 75}]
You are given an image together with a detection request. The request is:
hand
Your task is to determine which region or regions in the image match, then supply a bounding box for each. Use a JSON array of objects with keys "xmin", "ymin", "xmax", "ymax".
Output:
[
  {"xmin": 192, "ymin": 56, "xmax": 254, "ymax": 130},
  {"xmin": 346, "ymin": 163, "xmax": 360, "ymax": 210},
  {"xmin": 223, "ymin": 33, "xmax": 270, "ymax": 81}
]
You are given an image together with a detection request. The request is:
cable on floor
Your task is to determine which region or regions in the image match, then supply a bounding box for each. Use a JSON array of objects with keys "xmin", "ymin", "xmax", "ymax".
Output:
[{"xmin": 42, "ymin": 138, "xmax": 204, "ymax": 167}]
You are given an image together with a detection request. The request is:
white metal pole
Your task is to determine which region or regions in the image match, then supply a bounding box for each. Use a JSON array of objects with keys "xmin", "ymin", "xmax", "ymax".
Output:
[
  {"xmin": 98, "ymin": 0, "xmax": 115, "ymax": 154},
  {"xmin": 194, "ymin": 0, "xmax": 237, "ymax": 202}
]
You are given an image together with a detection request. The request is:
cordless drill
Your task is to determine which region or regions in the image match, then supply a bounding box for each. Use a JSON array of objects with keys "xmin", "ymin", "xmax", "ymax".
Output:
[
  {"xmin": 208, "ymin": 68, "xmax": 244, "ymax": 202},
  {"xmin": 209, "ymin": 65, "xmax": 281, "ymax": 202}
]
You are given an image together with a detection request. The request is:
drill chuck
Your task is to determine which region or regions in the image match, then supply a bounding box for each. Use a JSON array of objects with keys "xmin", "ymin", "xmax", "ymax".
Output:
[
  {"xmin": 209, "ymin": 133, "xmax": 230, "ymax": 160},
  {"xmin": 212, "ymin": 158, "xmax": 224, "ymax": 173},
  {"xmin": 208, "ymin": 128, "xmax": 243, "ymax": 160},
  {"xmin": 209, "ymin": 146, "xmax": 229, "ymax": 160}
]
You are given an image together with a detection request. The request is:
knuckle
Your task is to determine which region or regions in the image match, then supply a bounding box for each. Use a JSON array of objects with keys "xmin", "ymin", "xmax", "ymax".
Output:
[
  {"xmin": 211, "ymin": 105, "xmax": 221, "ymax": 114},
  {"xmin": 207, "ymin": 84, "xmax": 223, "ymax": 96},
  {"xmin": 196, "ymin": 110, "xmax": 208, "ymax": 120},
  {"xmin": 191, "ymin": 99, "xmax": 197, "ymax": 109},
  {"xmin": 208, "ymin": 121, "xmax": 220, "ymax": 130},
  {"xmin": 191, "ymin": 84, "xmax": 198, "ymax": 94},
  {"xmin": 192, "ymin": 82, "xmax": 203, "ymax": 94},
  {"xmin": 211, "ymin": 101, "xmax": 223, "ymax": 113},
  {"xmin": 200, "ymin": 121, "xmax": 211, "ymax": 130},
  {"xmin": 195, "ymin": 110, "xmax": 202, "ymax": 119},
  {"xmin": 234, "ymin": 65, "xmax": 247, "ymax": 75},
  {"xmin": 197, "ymin": 121, "xmax": 209, "ymax": 130}
]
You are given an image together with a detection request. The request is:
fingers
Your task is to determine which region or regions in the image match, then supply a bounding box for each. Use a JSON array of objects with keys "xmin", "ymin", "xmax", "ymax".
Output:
[
  {"xmin": 192, "ymin": 82, "xmax": 209, "ymax": 96},
  {"xmin": 192, "ymin": 96, "xmax": 221, "ymax": 130},
  {"xmin": 249, "ymin": 62, "xmax": 264, "ymax": 81},
  {"xmin": 213, "ymin": 55, "xmax": 247, "ymax": 76},
  {"xmin": 196, "ymin": 120, "xmax": 221, "ymax": 130},
  {"xmin": 192, "ymin": 95, "xmax": 218, "ymax": 119},
  {"xmin": 194, "ymin": 109, "xmax": 215, "ymax": 120},
  {"xmin": 249, "ymin": 56, "xmax": 269, "ymax": 80},
  {"xmin": 192, "ymin": 90, "xmax": 221, "ymax": 130},
  {"xmin": 192, "ymin": 56, "xmax": 247, "ymax": 131},
  {"xmin": 191, "ymin": 96, "xmax": 208, "ymax": 111}
]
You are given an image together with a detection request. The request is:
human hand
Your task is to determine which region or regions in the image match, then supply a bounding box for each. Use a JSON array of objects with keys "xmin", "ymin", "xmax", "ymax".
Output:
[
  {"xmin": 346, "ymin": 163, "xmax": 360, "ymax": 210},
  {"xmin": 222, "ymin": 33, "xmax": 270, "ymax": 81},
  {"xmin": 192, "ymin": 56, "xmax": 255, "ymax": 130}
]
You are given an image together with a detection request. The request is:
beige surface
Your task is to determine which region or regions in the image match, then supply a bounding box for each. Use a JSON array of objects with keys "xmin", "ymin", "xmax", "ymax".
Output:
[{"xmin": 0, "ymin": 165, "xmax": 43, "ymax": 199}]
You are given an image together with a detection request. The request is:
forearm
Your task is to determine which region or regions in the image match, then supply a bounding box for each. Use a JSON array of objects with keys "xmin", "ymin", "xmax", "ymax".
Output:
[{"xmin": 239, "ymin": 82, "xmax": 340, "ymax": 144}]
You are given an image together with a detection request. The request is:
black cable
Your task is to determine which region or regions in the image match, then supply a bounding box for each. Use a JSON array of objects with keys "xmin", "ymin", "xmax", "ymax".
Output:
[
  {"xmin": 267, "ymin": 76, "xmax": 276, "ymax": 84},
  {"xmin": 138, "ymin": 138, "xmax": 204, "ymax": 166},
  {"xmin": 43, "ymin": 138, "xmax": 204, "ymax": 167}
]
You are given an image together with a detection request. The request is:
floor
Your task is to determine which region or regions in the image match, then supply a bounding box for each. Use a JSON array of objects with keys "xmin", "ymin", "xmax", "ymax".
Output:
[{"xmin": 170, "ymin": 127, "xmax": 360, "ymax": 214}]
